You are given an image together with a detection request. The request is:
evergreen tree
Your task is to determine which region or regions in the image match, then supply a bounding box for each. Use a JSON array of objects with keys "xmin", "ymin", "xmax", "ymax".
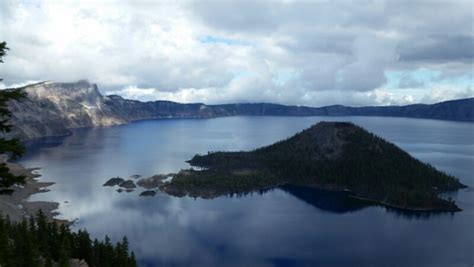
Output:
[
  {"xmin": 0, "ymin": 215, "xmax": 13, "ymax": 266},
  {"xmin": 58, "ymin": 234, "xmax": 71, "ymax": 267},
  {"xmin": 0, "ymin": 41, "xmax": 27, "ymax": 191},
  {"xmin": 0, "ymin": 212, "xmax": 137, "ymax": 266}
]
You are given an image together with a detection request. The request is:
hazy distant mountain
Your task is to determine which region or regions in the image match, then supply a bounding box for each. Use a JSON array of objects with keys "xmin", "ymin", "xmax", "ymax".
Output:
[{"xmin": 6, "ymin": 80, "xmax": 474, "ymax": 140}]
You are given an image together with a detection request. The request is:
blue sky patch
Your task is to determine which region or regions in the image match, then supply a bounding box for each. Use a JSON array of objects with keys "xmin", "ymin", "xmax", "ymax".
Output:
[{"xmin": 199, "ymin": 35, "xmax": 250, "ymax": 46}]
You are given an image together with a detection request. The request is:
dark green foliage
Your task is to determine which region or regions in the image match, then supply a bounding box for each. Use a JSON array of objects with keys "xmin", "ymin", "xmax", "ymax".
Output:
[
  {"xmin": 0, "ymin": 211, "xmax": 137, "ymax": 267},
  {"xmin": 165, "ymin": 169, "xmax": 282, "ymax": 198},
  {"xmin": 0, "ymin": 42, "xmax": 8, "ymax": 65},
  {"xmin": 0, "ymin": 41, "xmax": 27, "ymax": 190},
  {"xmin": 168, "ymin": 122, "xmax": 466, "ymax": 211}
]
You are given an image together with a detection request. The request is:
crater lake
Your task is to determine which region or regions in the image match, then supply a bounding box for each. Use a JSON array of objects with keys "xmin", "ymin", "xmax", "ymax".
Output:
[{"xmin": 18, "ymin": 116, "xmax": 474, "ymax": 267}]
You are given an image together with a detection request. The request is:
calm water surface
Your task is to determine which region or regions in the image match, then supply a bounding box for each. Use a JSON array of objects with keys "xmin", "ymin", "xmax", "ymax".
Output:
[{"xmin": 19, "ymin": 116, "xmax": 474, "ymax": 267}]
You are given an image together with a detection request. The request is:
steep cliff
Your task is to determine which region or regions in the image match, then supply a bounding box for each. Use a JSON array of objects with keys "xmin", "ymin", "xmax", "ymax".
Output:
[{"xmin": 7, "ymin": 81, "xmax": 125, "ymax": 139}]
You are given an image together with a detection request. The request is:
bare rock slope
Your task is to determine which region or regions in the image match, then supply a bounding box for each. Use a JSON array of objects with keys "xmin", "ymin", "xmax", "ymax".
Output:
[{"xmin": 8, "ymin": 80, "xmax": 125, "ymax": 139}]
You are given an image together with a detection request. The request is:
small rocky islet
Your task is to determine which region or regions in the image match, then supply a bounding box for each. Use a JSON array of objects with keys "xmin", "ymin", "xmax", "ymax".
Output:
[
  {"xmin": 136, "ymin": 174, "xmax": 174, "ymax": 189},
  {"xmin": 119, "ymin": 180, "xmax": 137, "ymax": 189},
  {"xmin": 102, "ymin": 177, "xmax": 124, "ymax": 187},
  {"xmin": 139, "ymin": 190, "xmax": 157, "ymax": 197},
  {"xmin": 103, "ymin": 178, "xmax": 137, "ymax": 189},
  {"xmin": 103, "ymin": 174, "xmax": 174, "ymax": 196}
]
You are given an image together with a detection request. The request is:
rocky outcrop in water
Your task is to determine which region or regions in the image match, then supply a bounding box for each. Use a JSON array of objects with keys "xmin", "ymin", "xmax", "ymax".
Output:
[
  {"xmin": 6, "ymin": 80, "xmax": 474, "ymax": 140},
  {"xmin": 136, "ymin": 174, "xmax": 172, "ymax": 189},
  {"xmin": 139, "ymin": 190, "xmax": 157, "ymax": 197},
  {"xmin": 103, "ymin": 177, "xmax": 125, "ymax": 187},
  {"xmin": 118, "ymin": 180, "xmax": 136, "ymax": 189}
]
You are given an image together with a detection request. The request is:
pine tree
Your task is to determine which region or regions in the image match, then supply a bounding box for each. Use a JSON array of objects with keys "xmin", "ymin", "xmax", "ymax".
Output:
[
  {"xmin": 58, "ymin": 224, "xmax": 72, "ymax": 267},
  {"xmin": 0, "ymin": 41, "xmax": 27, "ymax": 192},
  {"xmin": 0, "ymin": 214, "xmax": 137, "ymax": 266},
  {"xmin": 73, "ymin": 229, "xmax": 92, "ymax": 263},
  {"xmin": 0, "ymin": 215, "xmax": 13, "ymax": 266},
  {"xmin": 129, "ymin": 252, "xmax": 137, "ymax": 267}
]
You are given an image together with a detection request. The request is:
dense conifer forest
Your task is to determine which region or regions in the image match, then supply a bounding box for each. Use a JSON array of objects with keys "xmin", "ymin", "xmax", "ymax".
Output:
[{"xmin": 0, "ymin": 211, "xmax": 137, "ymax": 267}]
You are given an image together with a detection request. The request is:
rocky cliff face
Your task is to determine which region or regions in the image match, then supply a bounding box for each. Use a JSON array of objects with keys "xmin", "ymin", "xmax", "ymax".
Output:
[
  {"xmin": 5, "ymin": 80, "xmax": 474, "ymax": 140},
  {"xmin": 8, "ymin": 81, "xmax": 125, "ymax": 139}
]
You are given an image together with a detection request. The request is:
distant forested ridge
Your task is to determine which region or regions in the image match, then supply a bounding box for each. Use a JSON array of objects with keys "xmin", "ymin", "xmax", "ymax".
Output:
[
  {"xmin": 5, "ymin": 81, "xmax": 474, "ymax": 140},
  {"xmin": 0, "ymin": 211, "xmax": 137, "ymax": 267},
  {"xmin": 161, "ymin": 122, "xmax": 466, "ymax": 211}
]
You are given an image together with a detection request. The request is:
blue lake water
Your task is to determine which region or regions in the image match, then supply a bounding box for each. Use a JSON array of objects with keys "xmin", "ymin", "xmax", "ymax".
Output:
[{"xmin": 19, "ymin": 116, "xmax": 474, "ymax": 267}]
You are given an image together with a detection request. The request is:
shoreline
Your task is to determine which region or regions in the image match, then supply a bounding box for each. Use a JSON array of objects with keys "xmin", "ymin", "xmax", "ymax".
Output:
[
  {"xmin": 294, "ymin": 182, "xmax": 463, "ymax": 212},
  {"xmin": 158, "ymin": 168, "xmax": 463, "ymax": 213},
  {"xmin": 0, "ymin": 155, "xmax": 64, "ymax": 223},
  {"xmin": 18, "ymin": 114, "xmax": 474, "ymax": 142},
  {"xmin": 347, "ymin": 194, "xmax": 462, "ymax": 212}
]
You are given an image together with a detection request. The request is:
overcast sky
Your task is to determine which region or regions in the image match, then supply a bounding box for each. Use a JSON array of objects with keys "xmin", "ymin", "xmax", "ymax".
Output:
[{"xmin": 0, "ymin": 0, "xmax": 473, "ymax": 106}]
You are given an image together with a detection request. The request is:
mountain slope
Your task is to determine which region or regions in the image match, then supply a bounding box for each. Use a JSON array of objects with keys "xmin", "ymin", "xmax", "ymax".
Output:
[
  {"xmin": 5, "ymin": 80, "xmax": 474, "ymax": 140},
  {"xmin": 162, "ymin": 122, "xmax": 466, "ymax": 211},
  {"xmin": 7, "ymin": 81, "xmax": 124, "ymax": 139}
]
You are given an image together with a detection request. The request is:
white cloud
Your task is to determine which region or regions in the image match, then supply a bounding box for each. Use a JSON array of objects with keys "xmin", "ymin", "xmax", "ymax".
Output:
[
  {"xmin": 108, "ymin": 86, "xmax": 156, "ymax": 101},
  {"xmin": 0, "ymin": 80, "xmax": 41, "ymax": 90},
  {"xmin": 0, "ymin": 0, "xmax": 472, "ymax": 106},
  {"xmin": 421, "ymin": 86, "xmax": 474, "ymax": 104}
]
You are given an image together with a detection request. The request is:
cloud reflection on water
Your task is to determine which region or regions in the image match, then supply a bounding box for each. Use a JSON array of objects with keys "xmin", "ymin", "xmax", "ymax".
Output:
[{"xmin": 18, "ymin": 116, "xmax": 474, "ymax": 266}]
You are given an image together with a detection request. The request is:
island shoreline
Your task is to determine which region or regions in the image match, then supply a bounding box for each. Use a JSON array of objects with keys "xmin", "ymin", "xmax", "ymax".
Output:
[{"xmin": 160, "ymin": 177, "xmax": 463, "ymax": 213}]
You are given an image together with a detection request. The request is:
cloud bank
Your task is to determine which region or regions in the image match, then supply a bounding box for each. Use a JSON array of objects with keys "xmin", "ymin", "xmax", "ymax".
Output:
[{"xmin": 0, "ymin": 0, "xmax": 472, "ymax": 106}]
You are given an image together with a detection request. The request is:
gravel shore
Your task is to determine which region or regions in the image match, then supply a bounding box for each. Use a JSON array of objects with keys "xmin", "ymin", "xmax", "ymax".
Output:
[{"xmin": 0, "ymin": 155, "xmax": 62, "ymax": 222}]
